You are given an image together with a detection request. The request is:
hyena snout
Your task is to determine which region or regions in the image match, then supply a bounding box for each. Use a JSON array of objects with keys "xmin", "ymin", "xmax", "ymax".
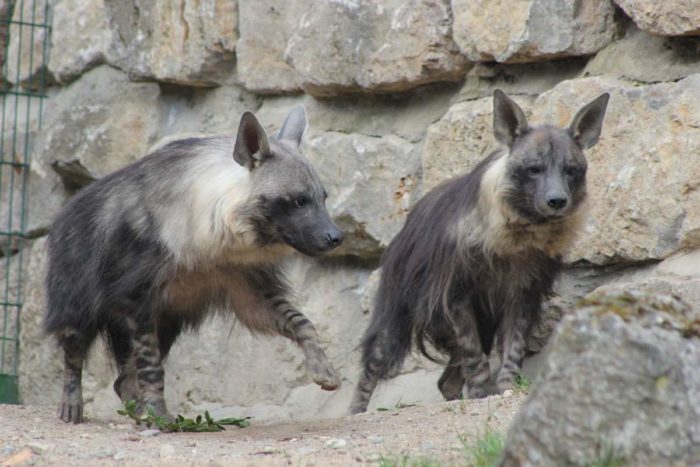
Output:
[
  {"xmin": 546, "ymin": 192, "xmax": 569, "ymax": 210},
  {"xmin": 325, "ymin": 226, "xmax": 343, "ymax": 248}
]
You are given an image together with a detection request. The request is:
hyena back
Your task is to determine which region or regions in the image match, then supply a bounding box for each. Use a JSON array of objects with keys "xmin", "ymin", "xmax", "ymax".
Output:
[
  {"xmin": 45, "ymin": 106, "xmax": 343, "ymax": 423},
  {"xmin": 350, "ymin": 90, "xmax": 610, "ymax": 414}
]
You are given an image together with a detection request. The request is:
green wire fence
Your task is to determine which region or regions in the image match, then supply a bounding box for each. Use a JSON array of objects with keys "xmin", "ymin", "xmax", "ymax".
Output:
[{"xmin": 0, "ymin": 0, "xmax": 50, "ymax": 403}]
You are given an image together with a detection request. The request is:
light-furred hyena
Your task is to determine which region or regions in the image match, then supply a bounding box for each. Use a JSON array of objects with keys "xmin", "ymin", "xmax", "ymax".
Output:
[
  {"xmin": 45, "ymin": 106, "xmax": 344, "ymax": 423},
  {"xmin": 350, "ymin": 90, "xmax": 610, "ymax": 414}
]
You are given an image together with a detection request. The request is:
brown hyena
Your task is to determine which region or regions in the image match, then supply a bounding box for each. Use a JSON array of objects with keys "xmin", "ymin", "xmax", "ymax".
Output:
[
  {"xmin": 350, "ymin": 90, "xmax": 610, "ymax": 414},
  {"xmin": 45, "ymin": 106, "xmax": 344, "ymax": 423}
]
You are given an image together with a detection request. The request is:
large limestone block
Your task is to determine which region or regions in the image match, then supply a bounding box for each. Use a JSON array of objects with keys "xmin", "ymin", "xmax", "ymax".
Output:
[
  {"xmin": 105, "ymin": 0, "xmax": 237, "ymax": 86},
  {"xmin": 424, "ymin": 76, "xmax": 700, "ymax": 265},
  {"xmin": 614, "ymin": 0, "xmax": 700, "ymax": 36},
  {"xmin": 6, "ymin": 0, "xmax": 51, "ymax": 89},
  {"xmin": 584, "ymin": 25, "xmax": 700, "ymax": 84},
  {"xmin": 236, "ymin": 0, "xmax": 304, "ymax": 94},
  {"xmin": 48, "ymin": 0, "xmax": 120, "ymax": 84},
  {"xmin": 304, "ymin": 132, "xmax": 422, "ymax": 258},
  {"xmin": 501, "ymin": 290, "xmax": 700, "ymax": 466},
  {"xmin": 285, "ymin": 0, "xmax": 468, "ymax": 96},
  {"xmin": 34, "ymin": 66, "xmax": 161, "ymax": 189},
  {"xmin": 451, "ymin": 0, "xmax": 616, "ymax": 63}
]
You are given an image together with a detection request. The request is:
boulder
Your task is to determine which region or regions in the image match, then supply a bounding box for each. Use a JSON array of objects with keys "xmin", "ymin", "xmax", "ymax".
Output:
[
  {"xmin": 33, "ymin": 66, "xmax": 161, "ymax": 189},
  {"xmin": 584, "ymin": 25, "xmax": 700, "ymax": 84},
  {"xmin": 614, "ymin": 0, "xmax": 700, "ymax": 36},
  {"xmin": 501, "ymin": 289, "xmax": 700, "ymax": 466},
  {"xmin": 451, "ymin": 0, "xmax": 616, "ymax": 63},
  {"xmin": 285, "ymin": 0, "xmax": 468, "ymax": 96},
  {"xmin": 104, "ymin": 0, "xmax": 237, "ymax": 86},
  {"xmin": 48, "ymin": 0, "xmax": 120, "ymax": 84},
  {"xmin": 236, "ymin": 0, "xmax": 305, "ymax": 94}
]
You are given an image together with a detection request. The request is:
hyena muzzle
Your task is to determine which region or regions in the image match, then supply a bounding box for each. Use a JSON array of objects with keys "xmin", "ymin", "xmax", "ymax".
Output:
[
  {"xmin": 45, "ymin": 106, "xmax": 344, "ymax": 423},
  {"xmin": 349, "ymin": 90, "xmax": 610, "ymax": 414}
]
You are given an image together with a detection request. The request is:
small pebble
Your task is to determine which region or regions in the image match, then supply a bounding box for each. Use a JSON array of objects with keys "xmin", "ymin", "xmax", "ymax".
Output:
[
  {"xmin": 159, "ymin": 444, "xmax": 176, "ymax": 458},
  {"xmin": 365, "ymin": 453, "xmax": 382, "ymax": 462},
  {"xmin": 325, "ymin": 438, "xmax": 347, "ymax": 449},
  {"xmin": 296, "ymin": 447, "xmax": 316, "ymax": 456},
  {"xmin": 138, "ymin": 429, "xmax": 161, "ymax": 438},
  {"xmin": 113, "ymin": 450, "xmax": 126, "ymax": 461},
  {"xmin": 502, "ymin": 389, "xmax": 514, "ymax": 397},
  {"xmin": 368, "ymin": 436, "xmax": 384, "ymax": 445},
  {"xmin": 421, "ymin": 441, "xmax": 435, "ymax": 451}
]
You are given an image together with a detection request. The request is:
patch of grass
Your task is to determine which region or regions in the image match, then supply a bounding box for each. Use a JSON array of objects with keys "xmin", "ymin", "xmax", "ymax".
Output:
[
  {"xmin": 117, "ymin": 400, "xmax": 251, "ymax": 432},
  {"xmin": 586, "ymin": 446, "xmax": 626, "ymax": 467},
  {"xmin": 514, "ymin": 375, "xmax": 531, "ymax": 393},
  {"xmin": 462, "ymin": 429, "xmax": 505, "ymax": 467},
  {"xmin": 376, "ymin": 399, "xmax": 418, "ymax": 412}
]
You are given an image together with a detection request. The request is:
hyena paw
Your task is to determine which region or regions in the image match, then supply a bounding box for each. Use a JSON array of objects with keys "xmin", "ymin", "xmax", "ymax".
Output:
[
  {"xmin": 113, "ymin": 372, "xmax": 139, "ymax": 403},
  {"xmin": 140, "ymin": 400, "xmax": 175, "ymax": 424},
  {"xmin": 305, "ymin": 354, "xmax": 340, "ymax": 391},
  {"xmin": 57, "ymin": 394, "xmax": 83, "ymax": 423}
]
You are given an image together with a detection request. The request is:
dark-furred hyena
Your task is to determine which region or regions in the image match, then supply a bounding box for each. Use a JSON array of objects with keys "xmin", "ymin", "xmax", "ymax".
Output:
[
  {"xmin": 45, "ymin": 106, "xmax": 344, "ymax": 423},
  {"xmin": 350, "ymin": 90, "xmax": 610, "ymax": 414}
]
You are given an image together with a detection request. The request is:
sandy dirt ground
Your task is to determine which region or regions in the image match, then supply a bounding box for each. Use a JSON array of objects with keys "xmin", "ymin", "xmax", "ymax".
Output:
[{"xmin": 0, "ymin": 392, "xmax": 525, "ymax": 466}]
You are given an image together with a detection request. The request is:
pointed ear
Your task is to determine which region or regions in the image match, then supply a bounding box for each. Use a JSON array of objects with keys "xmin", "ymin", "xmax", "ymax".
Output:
[
  {"xmin": 233, "ymin": 111, "xmax": 271, "ymax": 169},
  {"xmin": 493, "ymin": 89, "xmax": 529, "ymax": 147},
  {"xmin": 277, "ymin": 105, "xmax": 307, "ymax": 147},
  {"xmin": 568, "ymin": 93, "xmax": 610, "ymax": 149}
]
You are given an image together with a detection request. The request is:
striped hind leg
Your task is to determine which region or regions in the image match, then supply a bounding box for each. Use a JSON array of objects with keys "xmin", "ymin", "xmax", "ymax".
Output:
[
  {"xmin": 495, "ymin": 314, "xmax": 529, "ymax": 393},
  {"xmin": 57, "ymin": 329, "xmax": 92, "ymax": 423},
  {"xmin": 349, "ymin": 329, "xmax": 396, "ymax": 415}
]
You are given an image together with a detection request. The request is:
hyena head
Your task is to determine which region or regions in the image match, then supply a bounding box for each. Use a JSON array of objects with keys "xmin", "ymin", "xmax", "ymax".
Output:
[
  {"xmin": 233, "ymin": 106, "xmax": 343, "ymax": 256},
  {"xmin": 492, "ymin": 89, "xmax": 610, "ymax": 222}
]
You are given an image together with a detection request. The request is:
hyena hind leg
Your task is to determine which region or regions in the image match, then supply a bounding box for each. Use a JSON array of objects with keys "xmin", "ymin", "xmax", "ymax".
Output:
[
  {"xmin": 437, "ymin": 355, "xmax": 465, "ymax": 401},
  {"xmin": 349, "ymin": 330, "xmax": 397, "ymax": 415},
  {"xmin": 57, "ymin": 329, "xmax": 91, "ymax": 423},
  {"xmin": 129, "ymin": 319, "xmax": 172, "ymax": 421}
]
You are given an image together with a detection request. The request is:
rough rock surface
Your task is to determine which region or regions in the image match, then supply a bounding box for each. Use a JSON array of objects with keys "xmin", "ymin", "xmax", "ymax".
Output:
[
  {"xmin": 501, "ymin": 290, "xmax": 700, "ymax": 466},
  {"xmin": 614, "ymin": 0, "xmax": 700, "ymax": 36},
  {"xmin": 584, "ymin": 25, "xmax": 700, "ymax": 84},
  {"xmin": 236, "ymin": 0, "xmax": 304, "ymax": 93},
  {"xmin": 451, "ymin": 0, "xmax": 616, "ymax": 63},
  {"xmin": 105, "ymin": 0, "xmax": 237, "ymax": 86},
  {"xmin": 286, "ymin": 0, "xmax": 469, "ymax": 96},
  {"xmin": 48, "ymin": 0, "xmax": 119, "ymax": 83},
  {"xmin": 33, "ymin": 66, "xmax": 161, "ymax": 188}
]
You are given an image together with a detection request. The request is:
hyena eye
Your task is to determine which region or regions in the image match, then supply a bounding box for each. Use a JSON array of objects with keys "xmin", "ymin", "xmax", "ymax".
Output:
[
  {"xmin": 565, "ymin": 166, "xmax": 579, "ymax": 176},
  {"xmin": 294, "ymin": 196, "xmax": 309, "ymax": 208},
  {"xmin": 527, "ymin": 166, "xmax": 543, "ymax": 175}
]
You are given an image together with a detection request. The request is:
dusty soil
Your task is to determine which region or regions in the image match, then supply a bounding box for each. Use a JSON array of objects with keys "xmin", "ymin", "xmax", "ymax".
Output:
[{"xmin": 0, "ymin": 393, "xmax": 525, "ymax": 466}]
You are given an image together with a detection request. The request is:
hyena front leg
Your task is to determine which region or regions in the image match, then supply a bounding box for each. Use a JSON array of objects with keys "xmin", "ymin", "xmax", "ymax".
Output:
[
  {"xmin": 57, "ymin": 330, "xmax": 88, "ymax": 423},
  {"xmin": 494, "ymin": 314, "xmax": 529, "ymax": 393},
  {"xmin": 451, "ymin": 303, "xmax": 492, "ymax": 399},
  {"xmin": 270, "ymin": 297, "xmax": 340, "ymax": 391}
]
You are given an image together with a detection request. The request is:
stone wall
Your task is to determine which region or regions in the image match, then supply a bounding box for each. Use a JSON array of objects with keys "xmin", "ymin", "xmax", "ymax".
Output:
[{"xmin": 9, "ymin": 0, "xmax": 700, "ymax": 423}]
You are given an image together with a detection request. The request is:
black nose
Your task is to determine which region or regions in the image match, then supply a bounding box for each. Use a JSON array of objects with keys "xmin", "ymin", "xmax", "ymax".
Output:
[
  {"xmin": 326, "ymin": 230, "xmax": 343, "ymax": 247},
  {"xmin": 547, "ymin": 197, "xmax": 568, "ymax": 210}
]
